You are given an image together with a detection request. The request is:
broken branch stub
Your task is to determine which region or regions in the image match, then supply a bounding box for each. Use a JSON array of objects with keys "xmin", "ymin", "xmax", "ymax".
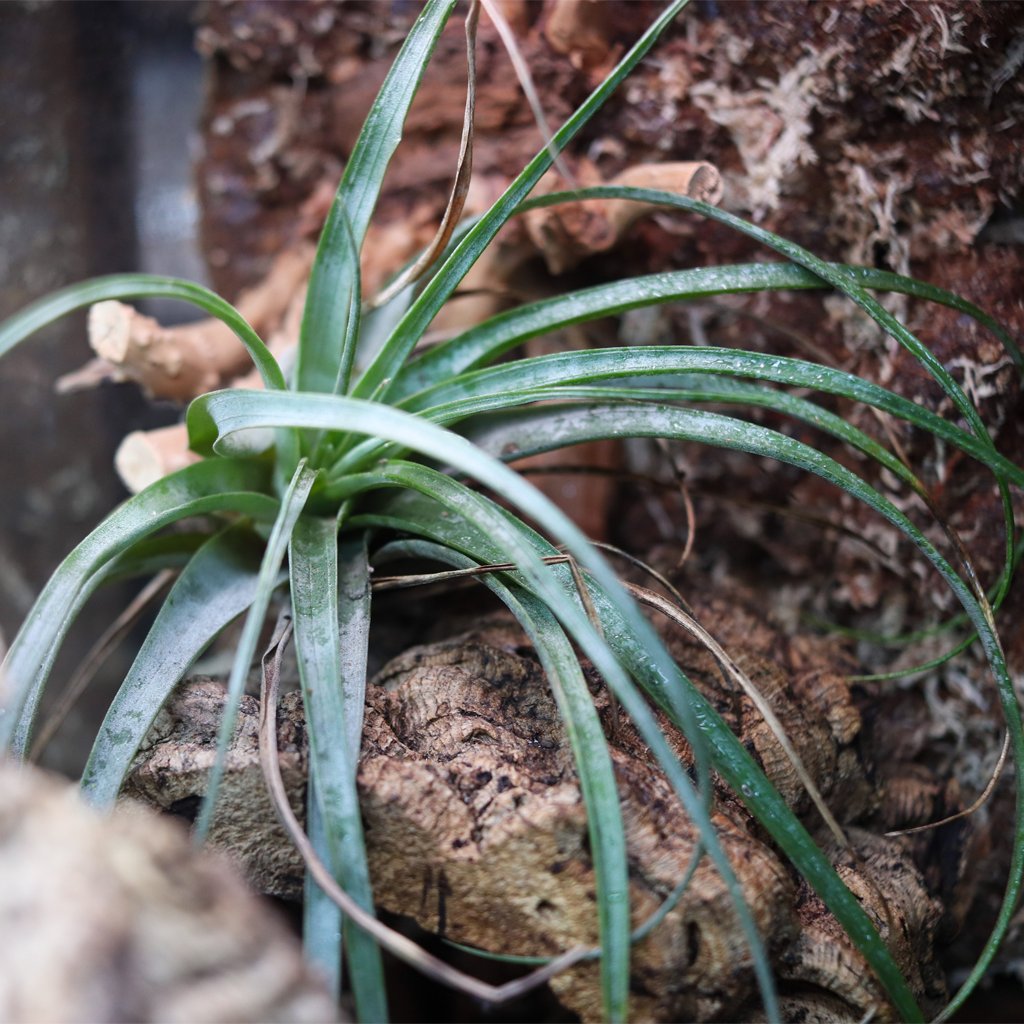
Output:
[
  {"xmin": 115, "ymin": 423, "xmax": 200, "ymax": 494},
  {"xmin": 79, "ymin": 244, "xmax": 314, "ymax": 402},
  {"xmin": 524, "ymin": 161, "xmax": 724, "ymax": 274}
]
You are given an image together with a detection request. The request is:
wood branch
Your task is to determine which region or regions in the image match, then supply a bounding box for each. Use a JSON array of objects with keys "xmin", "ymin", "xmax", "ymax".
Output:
[
  {"xmin": 524, "ymin": 160, "xmax": 724, "ymax": 273},
  {"xmin": 114, "ymin": 423, "xmax": 200, "ymax": 494},
  {"xmin": 59, "ymin": 245, "xmax": 310, "ymax": 493},
  {"xmin": 59, "ymin": 243, "xmax": 314, "ymax": 402}
]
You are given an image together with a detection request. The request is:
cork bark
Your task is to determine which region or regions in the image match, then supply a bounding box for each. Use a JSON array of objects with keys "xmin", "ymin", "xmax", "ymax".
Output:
[
  {"xmin": 127, "ymin": 590, "xmax": 967, "ymax": 1022},
  {"xmin": 0, "ymin": 762, "xmax": 339, "ymax": 1023}
]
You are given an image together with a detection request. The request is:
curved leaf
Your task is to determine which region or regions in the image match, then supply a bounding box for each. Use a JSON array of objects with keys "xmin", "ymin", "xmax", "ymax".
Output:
[
  {"xmin": 394, "ymin": 261, "xmax": 1019, "ymax": 399},
  {"xmin": 0, "ymin": 274, "xmax": 286, "ymax": 391},
  {"xmin": 517, "ymin": 185, "xmax": 1020, "ymax": 625},
  {"xmin": 518, "ymin": 186, "xmax": 1012, "ymax": 441},
  {"xmin": 0, "ymin": 458, "xmax": 276, "ymax": 754},
  {"xmin": 81, "ymin": 524, "xmax": 270, "ymax": 806},
  {"xmin": 340, "ymin": 346, "xmax": 1024, "ymax": 489}
]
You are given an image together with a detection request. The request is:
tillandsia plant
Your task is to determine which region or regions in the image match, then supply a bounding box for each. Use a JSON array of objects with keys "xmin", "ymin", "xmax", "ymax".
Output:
[{"xmin": 1, "ymin": 1, "xmax": 1023, "ymax": 1021}]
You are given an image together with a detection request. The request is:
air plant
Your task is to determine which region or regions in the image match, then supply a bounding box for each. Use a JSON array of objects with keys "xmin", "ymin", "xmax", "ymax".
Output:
[{"xmin": 1, "ymin": 1, "xmax": 1021, "ymax": 1021}]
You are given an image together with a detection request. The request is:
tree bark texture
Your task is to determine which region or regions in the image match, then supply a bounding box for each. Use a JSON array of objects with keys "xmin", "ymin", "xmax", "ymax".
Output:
[{"xmin": 128, "ymin": 585, "xmax": 978, "ymax": 1021}]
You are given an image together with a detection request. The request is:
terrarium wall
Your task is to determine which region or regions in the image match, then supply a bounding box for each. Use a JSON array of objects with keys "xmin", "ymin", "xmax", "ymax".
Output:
[{"xmin": 0, "ymin": 1, "xmax": 205, "ymax": 772}]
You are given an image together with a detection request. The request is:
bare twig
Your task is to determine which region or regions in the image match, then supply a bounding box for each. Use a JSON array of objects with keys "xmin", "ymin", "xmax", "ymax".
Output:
[
  {"xmin": 544, "ymin": 0, "xmax": 615, "ymax": 72},
  {"xmin": 524, "ymin": 161, "xmax": 723, "ymax": 273},
  {"xmin": 114, "ymin": 424, "xmax": 200, "ymax": 494}
]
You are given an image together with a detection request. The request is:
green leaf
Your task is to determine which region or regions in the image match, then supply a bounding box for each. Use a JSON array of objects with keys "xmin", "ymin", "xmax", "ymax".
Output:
[
  {"xmin": 0, "ymin": 274, "xmax": 286, "ymax": 391},
  {"xmin": 373, "ymin": 538, "xmax": 631, "ymax": 1022},
  {"xmin": 194, "ymin": 460, "xmax": 317, "ymax": 842},
  {"xmin": 304, "ymin": 780, "xmax": 343, "ymax": 999},
  {"xmin": 0, "ymin": 458, "xmax": 276, "ymax": 754},
  {"xmin": 516, "ymin": 188, "xmax": 1022, "ymax": 628},
  {"xmin": 499, "ymin": 380, "xmax": 921, "ymax": 484},
  {"xmin": 394, "ymin": 261, "xmax": 1020, "ymax": 398},
  {"xmin": 351, "ymin": 0, "xmax": 691, "ymax": 401},
  {"xmin": 513, "ymin": 186, "xmax": 1022, "ymax": 622},
  {"xmin": 81, "ymin": 524, "xmax": 270, "ymax": 807},
  {"xmin": 290, "ymin": 523, "xmax": 387, "ymax": 1022},
  {"xmin": 296, "ymin": 0, "xmax": 459, "ymax": 395},
  {"xmin": 405, "ymin": 348, "xmax": 1024, "ymax": 486}
]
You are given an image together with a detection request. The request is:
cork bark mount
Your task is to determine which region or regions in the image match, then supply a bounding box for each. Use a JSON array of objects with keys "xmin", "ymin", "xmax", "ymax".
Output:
[{"xmin": 128, "ymin": 605, "xmax": 959, "ymax": 1023}]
